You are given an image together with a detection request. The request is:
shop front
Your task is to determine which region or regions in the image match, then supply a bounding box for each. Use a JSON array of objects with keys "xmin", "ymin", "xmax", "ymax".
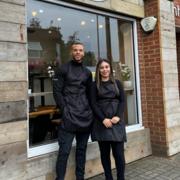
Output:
[
  {"xmin": 27, "ymin": 0, "xmax": 146, "ymax": 156},
  {"xmin": 0, "ymin": 0, "xmax": 156, "ymax": 179}
]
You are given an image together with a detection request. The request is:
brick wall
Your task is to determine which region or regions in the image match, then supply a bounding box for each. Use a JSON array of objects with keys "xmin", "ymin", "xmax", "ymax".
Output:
[
  {"xmin": 174, "ymin": 0, "xmax": 180, "ymax": 25},
  {"xmin": 138, "ymin": 0, "xmax": 167, "ymax": 155}
]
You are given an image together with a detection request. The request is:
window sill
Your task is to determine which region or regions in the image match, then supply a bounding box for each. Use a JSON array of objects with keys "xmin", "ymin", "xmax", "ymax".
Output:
[{"xmin": 27, "ymin": 124, "xmax": 144, "ymax": 158}]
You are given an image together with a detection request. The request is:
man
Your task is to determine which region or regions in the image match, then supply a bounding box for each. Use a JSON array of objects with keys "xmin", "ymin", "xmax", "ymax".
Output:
[{"xmin": 53, "ymin": 42, "xmax": 93, "ymax": 180}]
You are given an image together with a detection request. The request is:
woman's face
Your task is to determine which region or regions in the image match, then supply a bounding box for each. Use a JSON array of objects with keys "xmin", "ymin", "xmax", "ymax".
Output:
[{"xmin": 99, "ymin": 61, "xmax": 111, "ymax": 80}]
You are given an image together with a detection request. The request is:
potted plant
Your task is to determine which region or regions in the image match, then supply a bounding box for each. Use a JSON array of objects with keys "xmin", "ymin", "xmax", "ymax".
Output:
[
  {"xmin": 119, "ymin": 63, "xmax": 132, "ymax": 88},
  {"xmin": 47, "ymin": 66, "xmax": 55, "ymax": 78}
]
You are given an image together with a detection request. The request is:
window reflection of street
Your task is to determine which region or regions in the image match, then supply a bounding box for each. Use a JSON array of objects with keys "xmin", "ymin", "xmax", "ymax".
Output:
[{"xmin": 27, "ymin": 0, "xmax": 138, "ymax": 148}]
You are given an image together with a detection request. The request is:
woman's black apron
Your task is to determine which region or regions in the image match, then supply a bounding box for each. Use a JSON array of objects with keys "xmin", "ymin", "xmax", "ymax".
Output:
[{"xmin": 91, "ymin": 81, "xmax": 126, "ymax": 142}]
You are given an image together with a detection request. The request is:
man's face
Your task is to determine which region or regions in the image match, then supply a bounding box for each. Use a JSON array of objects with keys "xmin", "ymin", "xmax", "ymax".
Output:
[{"xmin": 71, "ymin": 44, "xmax": 85, "ymax": 63}]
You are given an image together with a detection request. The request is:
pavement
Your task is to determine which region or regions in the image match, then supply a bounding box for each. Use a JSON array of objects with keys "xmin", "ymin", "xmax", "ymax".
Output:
[{"xmin": 88, "ymin": 153, "xmax": 180, "ymax": 180}]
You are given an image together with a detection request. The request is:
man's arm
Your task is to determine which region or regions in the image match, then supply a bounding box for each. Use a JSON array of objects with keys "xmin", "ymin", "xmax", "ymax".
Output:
[
  {"xmin": 52, "ymin": 67, "xmax": 66, "ymax": 111},
  {"xmin": 86, "ymin": 71, "xmax": 92, "ymax": 99}
]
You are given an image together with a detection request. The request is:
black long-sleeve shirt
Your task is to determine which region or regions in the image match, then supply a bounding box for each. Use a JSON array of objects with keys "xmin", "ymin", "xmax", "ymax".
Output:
[
  {"xmin": 52, "ymin": 60, "xmax": 93, "ymax": 132},
  {"xmin": 90, "ymin": 80, "xmax": 125, "ymax": 122}
]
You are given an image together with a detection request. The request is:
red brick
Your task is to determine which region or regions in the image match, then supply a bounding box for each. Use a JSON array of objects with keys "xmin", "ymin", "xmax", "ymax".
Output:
[{"xmin": 138, "ymin": 0, "xmax": 168, "ymax": 155}]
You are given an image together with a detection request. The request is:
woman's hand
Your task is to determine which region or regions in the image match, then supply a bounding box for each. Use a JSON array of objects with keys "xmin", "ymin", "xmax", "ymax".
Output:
[
  {"xmin": 111, "ymin": 116, "xmax": 120, "ymax": 124},
  {"xmin": 103, "ymin": 118, "xmax": 112, "ymax": 128}
]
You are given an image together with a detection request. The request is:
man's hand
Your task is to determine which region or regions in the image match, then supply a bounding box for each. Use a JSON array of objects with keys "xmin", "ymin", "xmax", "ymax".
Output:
[
  {"xmin": 111, "ymin": 116, "xmax": 120, "ymax": 124},
  {"xmin": 103, "ymin": 118, "xmax": 112, "ymax": 128}
]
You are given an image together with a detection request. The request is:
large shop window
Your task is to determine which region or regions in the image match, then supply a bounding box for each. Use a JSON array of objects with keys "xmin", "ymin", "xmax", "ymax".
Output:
[{"xmin": 27, "ymin": 0, "xmax": 141, "ymax": 156}]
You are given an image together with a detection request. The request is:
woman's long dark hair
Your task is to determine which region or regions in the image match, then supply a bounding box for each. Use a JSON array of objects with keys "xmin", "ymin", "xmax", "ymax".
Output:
[{"xmin": 95, "ymin": 59, "xmax": 119, "ymax": 95}]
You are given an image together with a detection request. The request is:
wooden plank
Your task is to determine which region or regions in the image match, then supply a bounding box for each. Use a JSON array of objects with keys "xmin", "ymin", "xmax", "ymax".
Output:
[
  {"xmin": 125, "ymin": 128, "xmax": 152, "ymax": 163},
  {"xmin": 0, "ymin": 162, "xmax": 26, "ymax": 180},
  {"xmin": 0, "ymin": 82, "xmax": 27, "ymax": 102},
  {"xmin": 123, "ymin": 0, "xmax": 143, "ymax": 6},
  {"xmin": 84, "ymin": 158, "xmax": 103, "ymax": 179},
  {"xmin": 163, "ymin": 73, "xmax": 178, "ymax": 88},
  {"xmin": 168, "ymin": 137, "xmax": 180, "ymax": 156},
  {"xmin": 0, "ymin": 142, "xmax": 27, "ymax": 180},
  {"xmin": 46, "ymin": 173, "xmax": 56, "ymax": 180},
  {"xmin": 26, "ymin": 128, "xmax": 152, "ymax": 179},
  {"xmin": 74, "ymin": 0, "xmax": 111, "ymax": 9},
  {"xmin": 0, "ymin": 1, "xmax": 25, "ymax": 24},
  {"xmin": 0, "ymin": 0, "xmax": 25, "ymax": 6},
  {"xmin": 0, "ymin": 121, "xmax": 27, "ymax": 145},
  {"xmin": 111, "ymin": 0, "xmax": 144, "ymax": 18},
  {"xmin": 32, "ymin": 175, "xmax": 46, "ymax": 180},
  {"xmin": 161, "ymin": 48, "xmax": 176, "ymax": 61},
  {"xmin": 0, "ymin": 22, "xmax": 26, "ymax": 43},
  {"xmin": 0, "ymin": 101, "xmax": 27, "ymax": 123},
  {"xmin": 0, "ymin": 61, "xmax": 27, "ymax": 81},
  {"xmin": 0, "ymin": 141, "xmax": 26, "ymax": 166},
  {"xmin": 27, "ymin": 153, "xmax": 57, "ymax": 179},
  {"xmin": 164, "ymin": 87, "xmax": 179, "ymax": 102},
  {"xmin": 0, "ymin": 42, "xmax": 27, "ymax": 62},
  {"xmin": 74, "ymin": 0, "xmax": 144, "ymax": 18}
]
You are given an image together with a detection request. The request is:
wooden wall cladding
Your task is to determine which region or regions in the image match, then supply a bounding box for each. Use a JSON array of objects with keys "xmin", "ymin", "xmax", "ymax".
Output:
[
  {"xmin": 0, "ymin": 62, "xmax": 27, "ymax": 81},
  {"xmin": 0, "ymin": 101, "xmax": 27, "ymax": 123},
  {"xmin": 0, "ymin": 1, "xmax": 25, "ymax": 24},
  {"xmin": 0, "ymin": 22, "xmax": 26, "ymax": 43},
  {"xmin": 0, "ymin": 82, "xmax": 27, "ymax": 102},
  {"xmin": 0, "ymin": 0, "xmax": 25, "ymax": 6},
  {"xmin": 0, "ymin": 141, "xmax": 27, "ymax": 180},
  {"xmin": 0, "ymin": 42, "xmax": 27, "ymax": 62},
  {"xmin": 0, "ymin": 121, "xmax": 27, "ymax": 146}
]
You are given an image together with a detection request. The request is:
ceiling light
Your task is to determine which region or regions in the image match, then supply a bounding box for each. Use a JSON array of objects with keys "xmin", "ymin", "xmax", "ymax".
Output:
[
  {"xmin": 81, "ymin": 21, "xmax": 86, "ymax": 26},
  {"xmin": 99, "ymin": 24, "xmax": 103, "ymax": 28},
  {"xmin": 57, "ymin": 17, "xmax": 62, "ymax": 21},
  {"xmin": 39, "ymin": 9, "xmax": 44, "ymax": 13},
  {"xmin": 91, "ymin": 19, "xmax": 95, "ymax": 22},
  {"xmin": 32, "ymin": 11, "xmax": 37, "ymax": 17}
]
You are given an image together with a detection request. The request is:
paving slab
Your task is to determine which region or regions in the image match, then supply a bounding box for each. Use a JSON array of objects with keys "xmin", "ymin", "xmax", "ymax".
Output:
[{"xmin": 88, "ymin": 153, "xmax": 180, "ymax": 180}]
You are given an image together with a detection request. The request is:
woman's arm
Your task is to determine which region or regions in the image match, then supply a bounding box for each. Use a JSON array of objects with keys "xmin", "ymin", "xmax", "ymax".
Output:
[
  {"xmin": 115, "ymin": 80, "xmax": 126, "ymax": 118},
  {"xmin": 89, "ymin": 82, "xmax": 106, "ymax": 122}
]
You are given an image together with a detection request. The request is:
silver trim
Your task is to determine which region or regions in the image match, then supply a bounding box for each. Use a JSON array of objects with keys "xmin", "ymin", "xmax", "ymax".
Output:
[{"xmin": 133, "ymin": 20, "xmax": 143, "ymax": 125}]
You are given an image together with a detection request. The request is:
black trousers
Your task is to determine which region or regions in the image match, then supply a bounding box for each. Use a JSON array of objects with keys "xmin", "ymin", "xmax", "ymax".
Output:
[
  {"xmin": 56, "ymin": 127, "xmax": 90, "ymax": 180},
  {"xmin": 98, "ymin": 141, "xmax": 125, "ymax": 180}
]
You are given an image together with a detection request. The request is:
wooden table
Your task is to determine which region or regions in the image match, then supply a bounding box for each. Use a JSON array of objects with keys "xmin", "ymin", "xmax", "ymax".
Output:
[{"xmin": 29, "ymin": 106, "xmax": 59, "ymax": 118}]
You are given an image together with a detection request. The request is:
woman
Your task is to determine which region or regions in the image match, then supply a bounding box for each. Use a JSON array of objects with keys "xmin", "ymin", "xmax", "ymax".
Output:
[{"xmin": 90, "ymin": 59, "xmax": 126, "ymax": 180}]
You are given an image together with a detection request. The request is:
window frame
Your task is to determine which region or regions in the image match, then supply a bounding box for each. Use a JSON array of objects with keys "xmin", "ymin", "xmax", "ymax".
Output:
[{"xmin": 27, "ymin": 0, "xmax": 143, "ymax": 158}]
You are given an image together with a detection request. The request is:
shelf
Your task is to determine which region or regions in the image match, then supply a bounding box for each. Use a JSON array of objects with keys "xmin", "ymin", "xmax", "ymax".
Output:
[
  {"xmin": 124, "ymin": 87, "xmax": 134, "ymax": 91},
  {"xmin": 29, "ymin": 91, "xmax": 52, "ymax": 97},
  {"xmin": 124, "ymin": 87, "xmax": 134, "ymax": 95}
]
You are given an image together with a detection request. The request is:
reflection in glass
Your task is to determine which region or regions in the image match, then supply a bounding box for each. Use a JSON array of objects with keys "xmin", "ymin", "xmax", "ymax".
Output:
[
  {"xmin": 27, "ymin": 0, "xmax": 138, "ymax": 148},
  {"xmin": 110, "ymin": 18, "xmax": 120, "ymax": 62},
  {"xmin": 27, "ymin": 0, "xmax": 99, "ymax": 147},
  {"xmin": 118, "ymin": 22, "xmax": 137, "ymax": 125},
  {"xmin": 98, "ymin": 16, "xmax": 107, "ymax": 59},
  {"xmin": 27, "ymin": 0, "xmax": 98, "ymax": 67}
]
